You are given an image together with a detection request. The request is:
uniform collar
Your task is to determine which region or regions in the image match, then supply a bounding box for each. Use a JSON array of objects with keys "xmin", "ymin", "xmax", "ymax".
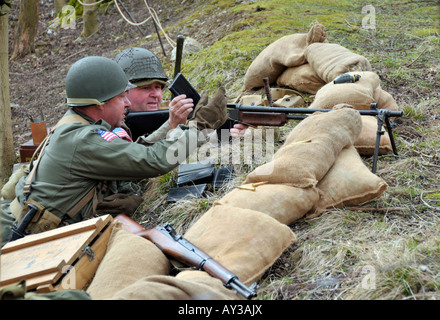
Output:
[{"xmin": 67, "ymin": 108, "xmax": 112, "ymax": 130}]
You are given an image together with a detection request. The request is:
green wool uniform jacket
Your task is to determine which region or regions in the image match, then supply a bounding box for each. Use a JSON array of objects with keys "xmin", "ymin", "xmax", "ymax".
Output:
[{"xmin": 14, "ymin": 108, "xmax": 205, "ymax": 225}]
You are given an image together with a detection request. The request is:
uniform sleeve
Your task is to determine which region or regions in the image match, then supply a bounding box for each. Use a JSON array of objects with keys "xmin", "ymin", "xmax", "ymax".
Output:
[
  {"xmin": 135, "ymin": 121, "xmax": 172, "ymax": 145},
  {"xmin": 71, "ymin": 124, "xmax": 206, "ymax": 181}
]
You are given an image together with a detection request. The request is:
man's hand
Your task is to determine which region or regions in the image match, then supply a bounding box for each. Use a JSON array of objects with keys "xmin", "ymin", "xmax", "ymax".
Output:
[
  {"xmin": 168, "ymin": 94, "xmax": 194, "ymax": 129},
  {"xmin": 230, "ymin": 123, "xmax": 249, "ymax": 138}
]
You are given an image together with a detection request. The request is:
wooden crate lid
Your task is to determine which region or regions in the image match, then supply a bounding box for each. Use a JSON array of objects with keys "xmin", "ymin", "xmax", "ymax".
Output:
[{"xmin": 1, "ymin": 215, "xmax": 113, "ymax": 291}]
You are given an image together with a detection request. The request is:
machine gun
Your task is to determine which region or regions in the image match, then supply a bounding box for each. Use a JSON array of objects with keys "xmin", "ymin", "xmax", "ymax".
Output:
[
  {"xmin": 125, "ymin": 103, "xmax": 402, "ymax": 173},
  {"xmin": 225, "ymin": 102, "xmax": 402, "ymax": 173},
  {"xmin": 115, "ymin": 214, "xmax": 258, "ymax": 299}
]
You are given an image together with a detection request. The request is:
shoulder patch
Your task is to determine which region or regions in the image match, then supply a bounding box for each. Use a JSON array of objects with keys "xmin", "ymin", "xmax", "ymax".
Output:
[
  {"xmin": 95, "ymin": 129, "xmax": 118, "ymax": 142},
  {"xmin": 112, "ymin": 127, "xmax": 133, "ymax": 142}
]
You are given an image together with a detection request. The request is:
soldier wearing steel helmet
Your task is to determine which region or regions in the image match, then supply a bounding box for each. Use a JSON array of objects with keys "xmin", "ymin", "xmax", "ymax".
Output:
[
  {"xmin": 114, "ymin": 47, "xmax": 248, "ymax": 138},
  {"xmin": 1, "ymin": 55, "xmax": 228, "ymax": 246}
]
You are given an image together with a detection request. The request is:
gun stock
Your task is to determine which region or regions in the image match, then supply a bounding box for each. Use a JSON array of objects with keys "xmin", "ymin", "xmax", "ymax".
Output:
[{"xmin": 115, "ymin": 214, "xmax": 258, "ymax": 299}]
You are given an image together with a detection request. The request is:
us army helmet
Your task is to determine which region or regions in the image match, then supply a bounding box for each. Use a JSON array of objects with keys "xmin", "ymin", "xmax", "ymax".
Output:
[
  {"xmin": 65, "ymin": 56, "xmax": 129, "ymax": 107},
  {"xmin": 114, "ymin": 47, "xmax": 168, "ymax": 87}
]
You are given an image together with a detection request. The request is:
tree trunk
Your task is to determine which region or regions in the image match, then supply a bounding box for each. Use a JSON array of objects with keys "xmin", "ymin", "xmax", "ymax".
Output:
[
  {"xmin": 81, "ymin": 0, "xmax": 98, "ymax": 38},
  {"xmin": 0, "ymin": 13, "xmax": 15, "ymax": 189},
  {"xmin": 11, "ymin": 0, "xmax": 39, "ymax": 60}
]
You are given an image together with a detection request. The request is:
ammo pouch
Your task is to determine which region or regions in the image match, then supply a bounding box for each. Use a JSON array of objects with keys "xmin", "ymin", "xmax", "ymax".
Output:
[{"xmin": 18, "ymin": 198, "xmax": 61, "ymax": 234}]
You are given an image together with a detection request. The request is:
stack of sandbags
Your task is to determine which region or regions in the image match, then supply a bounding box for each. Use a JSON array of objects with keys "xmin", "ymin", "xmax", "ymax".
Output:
[
  {"xmin": 309, "ymin": 71, "xmax": 399, "ymax": 111},
  {"xmin": 243, "ymin": 23, "xmax": 327, "ymax": 91},
  {"xmin": 216, "ymin": 184, "xmax": 319, "ymax": 225},
  {"xmin": 217, "ymin": 106, "xmax": 388, "ymax": 224},
  {"xmin": 276, "ymin": 41, "xmax": 372, "ymax": 95},
  {"xmin": 86, "ymin": 225, "xmax": 171, "ymax": 299}
]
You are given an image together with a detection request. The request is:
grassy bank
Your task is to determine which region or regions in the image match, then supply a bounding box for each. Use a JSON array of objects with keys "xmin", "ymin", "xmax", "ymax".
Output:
[{"xmin": 137, "ymin": 0, "xmax": 440, "ymax": 299}]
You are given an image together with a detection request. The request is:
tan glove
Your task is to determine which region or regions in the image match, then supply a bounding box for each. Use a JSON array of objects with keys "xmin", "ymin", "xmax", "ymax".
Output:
[
  {"xmin": 95, "ymin": 193, "xmax": 143, "ymax": 217},
  {"xmin": 187, "ymin": 87, "xmax": 228, "ymax": 131}
]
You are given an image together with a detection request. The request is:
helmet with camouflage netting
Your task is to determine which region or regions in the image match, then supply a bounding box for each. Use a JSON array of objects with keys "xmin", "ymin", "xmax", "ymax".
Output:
[
  {"xmin": 65, "ymin": 56, "xmax": 129, "ymax": 107},
  {"xmin": 114, "ymin": 47, "xmax": 168, "ymax": 87}
]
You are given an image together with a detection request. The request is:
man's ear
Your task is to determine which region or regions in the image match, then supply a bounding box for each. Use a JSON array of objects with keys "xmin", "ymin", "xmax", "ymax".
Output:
[{"xmin": 95, "ymin": 104, "xmax": 106, "ymax": 111}]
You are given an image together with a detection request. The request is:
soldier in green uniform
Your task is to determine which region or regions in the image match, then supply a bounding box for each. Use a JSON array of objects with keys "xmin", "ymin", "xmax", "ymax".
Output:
[
  {"xmin": 1, "ymin": 55, "xmax": 228, "ymax": 246},
  {"xmin": 114, "ymin": 47, "xmax": 248, "ymax": 137}
]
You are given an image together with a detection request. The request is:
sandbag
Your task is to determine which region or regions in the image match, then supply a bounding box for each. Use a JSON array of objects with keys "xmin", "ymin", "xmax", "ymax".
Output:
[
  {"xmin": 267, "ymin": 88, "xmax": 305, "ymax": 108},
  {"xmin": 1, "ymin": 164, "xmax": 29, "ymax": 200},
  {"xmin": 354, "ymin": 115, "xmax": 393, "ymax": 156},
  {"xmin": 238, "ymin": 94, "xmax": 264, "ymax": 106},
  {"xmin": 273, "ymin": 94, "xmax": 305, "ymax": 108},
  {"xmin": 243, "ymin": 23, "xmax": 327, "ymax": 90},
  {"xmin": 216, "ymin": 184, "xmax": 319, "ymax": 225},
  {"xmin": 373, "ymin": 86, "xmax": 399, "ymax": 111},
  {"xmin": 309, "ymin": 71, "xmax": 380, "ymax": 110},
  {"xmin": 307, "ymin": 145, "xmax": 388, "ymax": 218},
  {"xmin": 305, "ymin": 42, "xmax": 372, "ymax": 83},
  {"xmin": 270, "ymin": 87, "xmax": 303, "ymax": 101},
  {"xmin": 184, "ymin": 204, "xmax": 296, "ymax": 285},
  {"xmin": 109, "ymin": 270, "xmax": 239, "ymax": 300},
  {"xmin": 244, "ymin": 107, "xmax": 362, "ymax": 188},
  {"xmin": 277, "ymin": 63, "xmax": 326, "ymax": 94},
  {"xmin": 86, "ymin": 226, "xmax": 171, "ymax": 300}
]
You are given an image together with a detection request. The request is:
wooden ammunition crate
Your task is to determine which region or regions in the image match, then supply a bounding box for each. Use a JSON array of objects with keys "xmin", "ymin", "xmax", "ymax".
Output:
[
  {"xmin": 0, "ymin": 215, "xmax": 113, "ymax": 293},
  {"xmin": 19, "ymin": 139, "xmax": 40, "ymax": 163}
]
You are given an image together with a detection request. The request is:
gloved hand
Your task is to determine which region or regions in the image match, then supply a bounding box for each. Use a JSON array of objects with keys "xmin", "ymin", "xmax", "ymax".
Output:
[
  {"xmin": 187, "ymin": 87, "xmax": 229, "ymax": 131},
  {"xmin": 95, "ymin": 193, "xmax": 143, "ymax": 217}
]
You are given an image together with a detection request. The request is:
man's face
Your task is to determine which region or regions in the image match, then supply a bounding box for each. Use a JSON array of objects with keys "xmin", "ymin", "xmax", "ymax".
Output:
[
  {"xmin": 101, "ymin": 90, "xmax": 132, "ymax": 130},
  {"xmin": 127, "ymin": 81, "xmax": 164, "ymax": 112}
]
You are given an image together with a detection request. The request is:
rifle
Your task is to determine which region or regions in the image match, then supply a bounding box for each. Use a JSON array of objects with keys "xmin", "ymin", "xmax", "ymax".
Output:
[{"xmin": 114, "ymin": 214, "xmax": 258, "ymax": 299}]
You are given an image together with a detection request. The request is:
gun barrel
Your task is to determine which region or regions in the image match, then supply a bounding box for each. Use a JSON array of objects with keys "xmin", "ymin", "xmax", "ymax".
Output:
[
  {"xmin": 174, "ymin": 234, "xmax": 258, "ymax": 300},
  {"xmin": 227, "ymin": 103, "xmax": 403, "ymax": 118},
  {"xmin": 228, "ymin": 278, "xmax": 258, "ymax": 299}
]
